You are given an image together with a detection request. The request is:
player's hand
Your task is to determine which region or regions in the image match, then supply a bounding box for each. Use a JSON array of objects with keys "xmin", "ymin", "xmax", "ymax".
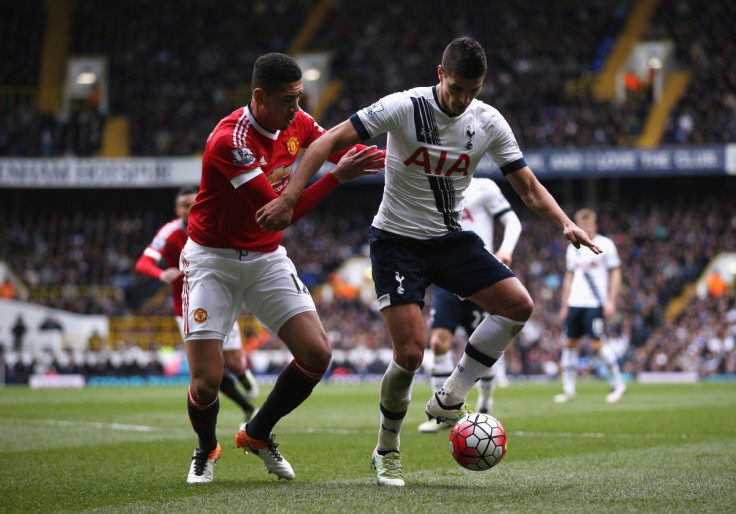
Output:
[
  {"xmin": 563, "ymin": 223, "xmax": 602, "ymax": 254},
  {"xmin": 603, "ymin": 301, "xmax": 616, "ymax": 319},
  {"xmin": 495, "ymin": 250, "xmax": 513, "ymax": 266},
  {"xmin": 257, "ymin": 195, "xmax": 293, "ymax": 232},
  {"xmin": 330, "ymin": 146, "xmax": 384, "ymax": 184},
  {"xmin": 559, "ymin": 305, "xmax": 568, "ymax": 322},
  {"xmin": 160, "ymin": 267, "xmax": 183, "ymax": 284}
]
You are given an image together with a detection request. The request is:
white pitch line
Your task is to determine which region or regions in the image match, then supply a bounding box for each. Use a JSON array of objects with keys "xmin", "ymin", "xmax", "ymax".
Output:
[
  {"xmin": 0, "ymin": 420, "xmax": 668, "ymax": 439},
  {"xmin": 511, "ymin": 430, "xmax": 666, "ymax": 439},
  {"xmin": 1, "ymin": 418, "xmax": 159, "ymax": 432},
  {"xmin": 512, "ymin": 430, "xmax": 604, "ymax": 438}
]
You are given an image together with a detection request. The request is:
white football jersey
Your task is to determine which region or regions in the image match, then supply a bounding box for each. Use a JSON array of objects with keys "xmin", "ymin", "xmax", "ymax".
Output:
[
  {"xmin": 565, "ymin": 235, "xmax": 621, "ymax": 308},
  {"xmin": 350, "ymin": 86, "xmax": 525, "ymax": 239},
  {"xmin": 461, "ymin": 178, "xmax": 512, "ymax": 249}
]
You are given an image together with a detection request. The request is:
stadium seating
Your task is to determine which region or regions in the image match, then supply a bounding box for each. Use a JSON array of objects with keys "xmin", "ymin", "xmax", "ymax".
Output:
[
  {"xmin": 1, "ymin": 1, "xmax": 734, "ymax": 382},
  {"xmin": 2, "ymin": 0, "xmax": 735, "ymax": 156},
  {"xmin": 2, "ymin": 180, "xmax": 735, "ymax": 381}
]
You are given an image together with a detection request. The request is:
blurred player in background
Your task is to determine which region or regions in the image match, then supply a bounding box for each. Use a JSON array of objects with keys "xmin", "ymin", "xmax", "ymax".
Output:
[
  {"xmin": 418, "ymin": 177, "xmax": 521, "ymax": 433},
  {"xmin": 180, "ymin": 52, "xmax": 384, "ymax": 484},
  {"xmin": 256, "ymin": 37, "xmax": 600, "ymax": 486},
  {"xmin": 135, "ymin": 187, "xmax": 260, "ymax": 417},
  {"xmin": 554, "ymin": 208, "xmax": 625, "ymax": 404}
]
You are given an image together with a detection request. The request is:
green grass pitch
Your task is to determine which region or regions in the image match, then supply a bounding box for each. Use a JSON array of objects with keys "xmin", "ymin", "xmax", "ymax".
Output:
[{"xmin": 1, "ymin": 380, "xmax": 735, "ymax": 513}]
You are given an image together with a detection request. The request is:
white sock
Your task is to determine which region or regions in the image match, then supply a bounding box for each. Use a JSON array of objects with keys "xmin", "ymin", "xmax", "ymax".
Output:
[
  {"xmin": 561, "ymin": 347, "xmax": 578, "ymax": 397},
  {"xmin": 377, "ymin": 360, "xmax": 415, "ymax": 452},
  {"xmin": 598, "ymin": 344, "xmax": 623, "ymax": 389},
  {"xmin": 431, "ymin": 352, "xmax": 454, "ymax": 392},
  {"xmin": 494, "ymin": 354, "xmax": 507, "ymax": 380},
  {"xmin": 476, "ymin": 373, "xmax": 495, "ymax": 413},
  {"xmin": 442, "ymin": 315, "xmax": 525, "ymax": 404}
]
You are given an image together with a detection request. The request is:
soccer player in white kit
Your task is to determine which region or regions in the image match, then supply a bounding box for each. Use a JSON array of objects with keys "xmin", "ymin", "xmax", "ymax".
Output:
[
  {"xmin": 180, "ymin": 53, "xmax": 383, "ymax": 484},
  {"xmin": 417, "ymin": 177, "xmax": 521, "ymax": 433},
  {"xmin": 554, "ymin": 208, "xmax": 625, "ymax": 404},
  {"xmin": 257, "ymin": 37, "xmax": 601, "ymax": 486}
]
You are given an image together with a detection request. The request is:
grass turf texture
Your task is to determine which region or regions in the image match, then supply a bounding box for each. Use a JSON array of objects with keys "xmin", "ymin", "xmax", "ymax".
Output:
[{"xmin": 1, "ymin": 381, "xmax": 734, "ymax": 513}]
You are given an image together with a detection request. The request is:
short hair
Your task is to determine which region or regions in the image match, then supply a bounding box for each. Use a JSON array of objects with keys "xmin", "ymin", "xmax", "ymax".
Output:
[
  {"xmin": 574, "ymin": 208, "xmax": 597, "ymax": 224},
  {"xmin": 176, "ymin": 186, "xmax": 198, "ymax": 199},
  {"xmin": 252, "ymin": 53, "xmax": 302, "ymax": 94},
  {"xmin": 441, "ymin": 37, "xmax": 487, "ymax": 79}
]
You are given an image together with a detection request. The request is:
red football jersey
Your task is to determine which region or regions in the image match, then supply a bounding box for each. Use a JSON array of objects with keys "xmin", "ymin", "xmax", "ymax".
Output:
[
  {"xmin": 141, "ymin": 218, "xmax": 188, "ymax": 316},
  {"xmin": 188, "ymin": 105, "xmax": 328, "ymax": 251}
]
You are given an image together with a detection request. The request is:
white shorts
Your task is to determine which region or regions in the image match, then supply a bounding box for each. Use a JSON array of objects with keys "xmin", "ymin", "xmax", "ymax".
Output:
[
  {"xmin": 176, "ymin": 316, "xmax": 242, "ymax": 351},
  {"xmin": 180, "ymin": 239, "xmax": 315, "ymax": 340}
]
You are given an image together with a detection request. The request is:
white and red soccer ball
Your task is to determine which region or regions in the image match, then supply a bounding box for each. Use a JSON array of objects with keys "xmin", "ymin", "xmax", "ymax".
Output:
[{"xmin": 449, "ymin": 413, "xmax": 507, "ymax": 471}]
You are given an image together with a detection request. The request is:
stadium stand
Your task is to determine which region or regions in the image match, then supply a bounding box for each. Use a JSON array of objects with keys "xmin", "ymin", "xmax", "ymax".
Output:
[
  {"xmin": 2, "ymin": 177, "xmax": 735, "ymax": 382},
  {"xmin": 2, "ymin": 0, "xmax": 735, "ymax": 156},
  {"xmin": 645, "ymin": 1, "xmax": 736, "ymax": 144},
  {"xmin": 1, "ymin": 1, "xmax": 735, "ymax": 383}
]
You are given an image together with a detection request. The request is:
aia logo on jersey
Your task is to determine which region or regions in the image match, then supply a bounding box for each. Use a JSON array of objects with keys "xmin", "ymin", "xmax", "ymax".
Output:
[
  {"xmin": 462, "ymin": 208, "xmax": 474, "ymax": 223},
  {"xmin": 577, "ymin": 260, "xmax": 599, "ymax": 271},
  {"xmin": 232, "ymin": 147, "xmax": 255, "ymax": 165},
  {"xmin": 286, "ymin": 136, "xmax": 300, "ymax": 156},
  {"xmin": 192, "ymin": 308, "xmax": 208, "ymax": 323},
  {"xmin": 403, "ymin": 147, "xmax": 470, "ymax": 176}
]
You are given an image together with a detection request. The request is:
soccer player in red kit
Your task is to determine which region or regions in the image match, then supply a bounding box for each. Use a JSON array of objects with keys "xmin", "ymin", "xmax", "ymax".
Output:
[
  {"xmin": 181, "ymin": 52, "xmax": 384, "ymax": 483},
  {"xmin": 135, "ymin": 187, "xmax": 259, "ymax": 421}
]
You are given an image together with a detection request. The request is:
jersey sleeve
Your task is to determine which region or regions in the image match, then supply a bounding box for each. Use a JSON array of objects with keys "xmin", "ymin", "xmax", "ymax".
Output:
[
  {"xmin": 349, "ymin": 92, "xmax": 407, "ymax": 141},
  {"xmin": 565, "ymin": 244, "xmax": 576, "ymax": 272},
  {"xmin": 484, "ymin": 179, "xmax": 513, "ymax": 218},
  {"xmin": 235, "ymin": 170, "xmax": 340, "ymax": 223},
  {"xmin": 484, "ymin": 113, "xmax": 526, "ymax": 175},
  {"xmin": 208, "ymin": 130, "xmax": 263, "ymax": 189},
  {"xmin": 135, "ymin": 253, "xmax": 163, "ymax": 279},
  {"xmin": 604, "ymin": 238, "xmax": 622, "ymax": 269},
  {"xmin": 298, "ymin": 110, "xmax": 385, "ymax": 165}
]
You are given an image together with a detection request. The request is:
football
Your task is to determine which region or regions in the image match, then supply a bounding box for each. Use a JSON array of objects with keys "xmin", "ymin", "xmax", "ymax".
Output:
[{"xmin": 449, "ymin": 413, "xmax": 507, "ymax": 471}]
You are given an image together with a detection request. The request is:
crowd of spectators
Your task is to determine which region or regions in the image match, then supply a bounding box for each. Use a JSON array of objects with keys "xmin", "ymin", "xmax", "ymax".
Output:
[
  {"xmin": 1, "ymin": 0, "xmax": 734, "ymax": 157},
  {"xmin": 2, "ymin": 177, "xmax": 735, "ymax": 382},
  {"xmin": 1, "ymin": 342, "xmax": 166, "ymax": 385},
  {"xmin": 1, "ymin": 107, "xmax": 106, "ymax": 158},
  {"xmin": 314, "ymin": 0, "xmax": 643, "ymax": 149},
  {"xmin": 2, "ymin": 1, "xmax": 735, "ymax": 382},
  {"xmin": 645, "ymin": 1, "xmax": 736, "ymax": 144}
]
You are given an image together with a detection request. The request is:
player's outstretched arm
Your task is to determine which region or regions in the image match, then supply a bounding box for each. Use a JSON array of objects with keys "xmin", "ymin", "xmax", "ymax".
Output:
[
  {"xmin": 257, "ymin": 120, "xmax": 364, "ymax": 231},
  {"xmin": 506, "ymin": 167, "xmax": 602, "ymax": 254},
  {"xmin": 495, "ymin": 210, "xmax": 522, "ymax": 265}
]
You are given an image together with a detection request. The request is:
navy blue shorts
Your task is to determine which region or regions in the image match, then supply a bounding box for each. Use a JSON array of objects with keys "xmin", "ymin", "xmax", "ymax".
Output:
[
  {"xmin": 369, "ymin": 226, "xmax": 515, "ymax": 309},
  {"xmin": 564, "ymin": 306, "xmax": 605, "ymax": 340},
  {"xmin": 430, "ymin": 285, "xmax": 485, "ymax": 335}
]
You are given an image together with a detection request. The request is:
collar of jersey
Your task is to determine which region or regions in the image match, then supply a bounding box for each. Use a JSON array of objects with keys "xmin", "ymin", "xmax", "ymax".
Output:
[
  {"xmin": 244, "ymin": 104, "xmax": 281, "ymax": 140},
  {"xmin": 432, "ymin": 85, "xmax": 460, "ymax": 118}
]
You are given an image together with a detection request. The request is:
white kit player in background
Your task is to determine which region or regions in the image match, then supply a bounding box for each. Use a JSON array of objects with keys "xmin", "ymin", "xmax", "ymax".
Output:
[
  {"xmin": 256, "ymin": 37, "xmax": 600, "ymax": 487},
  {"xmin": 417, "ymin": 177, "xmax": 521, "ymax": 434},
  {"xmin": 554, "ymin": 208, "xmax": 624, "ymax": 404}
]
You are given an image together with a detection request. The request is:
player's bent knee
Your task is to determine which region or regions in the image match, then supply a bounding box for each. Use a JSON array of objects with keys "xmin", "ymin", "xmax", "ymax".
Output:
[
  {"xmin": 518, "ymin": 296, "xmax": 534, "ymax": 320},
  {"xmin": 430, "ymin": 340, "xmax": 450, "ymax": 355},
  {"xmin": 223, "ymin": 351, "xmax": 244, "ymax": 374},
  {"xmin": 506, "ymin": 292, "xmax": 533, "ymax": 321},
  {"xmin": 312, "ymin": 345, "xmax": 332, "ymax": 370},
  {"xmin": 191, "ymin": 379, "xmax": 219, "ymax": 403},
  {"xmin": 298, "ymin": 337, "xmax": 332, "ymax": 370},
  {"xmin": 396, "ymin": 346, "xmax": 425, "ymax": 371}
]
